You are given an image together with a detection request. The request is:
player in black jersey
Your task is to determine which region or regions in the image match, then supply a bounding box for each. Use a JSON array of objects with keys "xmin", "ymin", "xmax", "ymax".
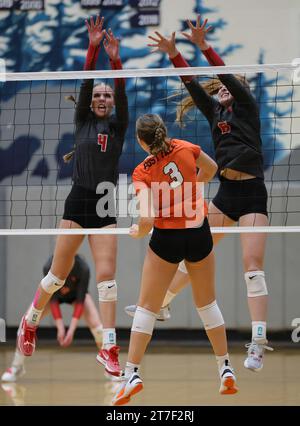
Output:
[
  {"xmin": 1, "ymin": 255, "xmax": 103, "ymax": 382},
  {"xmin": 16, "ymin": 16, "xmax": 128, "ymax": 378},
  {"xmin": 126, "ymin": 16, "xmax": 273, "ymax": 372}
]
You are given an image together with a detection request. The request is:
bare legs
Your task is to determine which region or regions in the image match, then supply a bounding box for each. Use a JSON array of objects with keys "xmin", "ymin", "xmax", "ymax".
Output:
[{"xmin": 128, "ymin": 247, "xmax": 178, "ymax": 364}]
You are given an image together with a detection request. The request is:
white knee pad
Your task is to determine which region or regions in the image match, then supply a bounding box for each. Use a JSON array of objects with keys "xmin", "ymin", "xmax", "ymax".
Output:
[
  {"xmin": 97, "ymin": 280, "xmax": 117, "ymax": 302},
  {"xmin": 197, "ymin": 300, "xmax": 225, "ymax": 330},
  {"xmin": 178, "ymin": 260, "xmax": 188, "ymax": 274},
  {"xmin": 245, "ymin": 271, "xmax": 268, "ymax": 297},
  {"xmin": 131, "ymin": 306, "xmax": 157, "ymax": 336},
  {"xmin": 41, "ymin": 271, "xmax": 65, "ymax": 295}
]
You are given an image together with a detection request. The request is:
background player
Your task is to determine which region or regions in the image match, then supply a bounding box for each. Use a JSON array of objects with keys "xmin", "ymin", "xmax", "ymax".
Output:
[
  {"xmin": 15, "ymin": 16, "xmax": 128, "ymax": 378},
  {"xmin": 112, "ymin": 113, "xmax": 238, "ymax": 406},
  {"xmin": 1, "ymin": 254, "xmax": 103, "ymax": 382}
]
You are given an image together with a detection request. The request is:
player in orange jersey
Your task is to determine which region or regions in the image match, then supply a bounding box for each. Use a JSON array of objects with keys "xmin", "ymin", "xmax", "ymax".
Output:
[{"xmin": 112, "ymin": 113, "xmax": 238, "ymax": 405}]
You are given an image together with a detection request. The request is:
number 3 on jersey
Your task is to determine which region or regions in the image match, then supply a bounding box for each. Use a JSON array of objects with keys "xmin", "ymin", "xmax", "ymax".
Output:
[{"xmin": 163, "ymin": 162, "xmax": 184, "ymax": 189}]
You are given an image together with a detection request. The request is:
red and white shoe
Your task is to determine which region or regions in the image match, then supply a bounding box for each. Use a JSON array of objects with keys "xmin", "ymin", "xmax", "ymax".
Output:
[
  {"xmin": 17, "ymin": 316, "xmax": 37, "ymax": 357},
  {"xmin": 96, "ymin": 345, "xmax": 121, "ymax": 377}
]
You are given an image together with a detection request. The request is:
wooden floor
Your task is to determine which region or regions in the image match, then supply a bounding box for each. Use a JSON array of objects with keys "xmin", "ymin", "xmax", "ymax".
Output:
[{"xmin": 0, "ymin": 345, "xmax": 300, "ymax": 406}]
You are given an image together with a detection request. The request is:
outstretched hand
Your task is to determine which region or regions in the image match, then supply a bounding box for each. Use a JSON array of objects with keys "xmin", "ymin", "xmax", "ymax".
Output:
[
  {"xmin": 61, "ymin": 329, "xmax": 74, "ymax": 348},
  {"xmin": 148, "ymin": 31, "xmax": 178, "ymax": 58},
  {"xmin": 57, "ymin": 324, "xmax": 66, "ymax": 346},
  {"xmin": 103, "ymin": 29, "xmax": 120, "ymax": 61},
  {"xmin": 182, "ymin": 15, "xmax": 213, "ymax": 50},
  {"xmin": 85, "ymin": 15, "xmax": 105, "ymax": 47}
]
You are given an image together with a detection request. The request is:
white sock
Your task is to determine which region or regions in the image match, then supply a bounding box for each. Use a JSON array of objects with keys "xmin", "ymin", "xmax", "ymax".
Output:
[
  {"xmin": 252, "ymin": 321, "xmax": 267, "ymax": 342},
  {"xmin": 125, "ymin": 361, "xmax": 140, "ymax": 378},
  {"xmin": 162, "ymin": 290, "xmax": 176, "ymax": 308},
  {"xmin": 102, "ymin": 328, "xmax": 116, "ymax": 348},
  {"xmin": 12, "ymin": 350, "xmax": 25, "ymax": 367},
  {"xmin": 25, "ymin": 304, "xmax": 43, "ymax": 326},
  {"xmin": 216, "ymin": 353, "xmax": 230, "ymax": 373}
]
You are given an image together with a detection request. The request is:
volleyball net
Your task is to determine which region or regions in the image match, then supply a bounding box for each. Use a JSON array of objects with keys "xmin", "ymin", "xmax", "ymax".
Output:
[{"xmin": 1, "ymin": 61, "xmax": 300, "ymax": 235}]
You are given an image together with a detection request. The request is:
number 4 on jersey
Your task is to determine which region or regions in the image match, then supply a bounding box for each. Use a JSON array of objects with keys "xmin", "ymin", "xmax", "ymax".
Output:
[
  {"xmin": 97, "ymin": 134, "xmax": 108, "ymax": 152},
  {"xmin": 164, "ymin": 162, "xmax": 184, "ymax": 188}
]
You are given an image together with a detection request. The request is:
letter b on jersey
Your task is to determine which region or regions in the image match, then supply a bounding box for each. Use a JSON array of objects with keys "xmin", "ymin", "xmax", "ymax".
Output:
[{"xmin": 217, "ymin": 121, "xmax": 231, "ymax": 135}]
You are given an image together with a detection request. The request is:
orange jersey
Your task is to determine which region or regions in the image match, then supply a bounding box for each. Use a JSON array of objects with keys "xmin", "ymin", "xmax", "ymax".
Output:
[{"xmin": 132, "ymin": 139, "xmax": 208, "ymax": 229}]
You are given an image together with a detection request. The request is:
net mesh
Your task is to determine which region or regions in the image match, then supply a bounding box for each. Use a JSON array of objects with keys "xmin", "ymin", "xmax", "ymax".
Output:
[{"xmin": 1, "ymin": 62, "xmax": 300, "ymax": 234}]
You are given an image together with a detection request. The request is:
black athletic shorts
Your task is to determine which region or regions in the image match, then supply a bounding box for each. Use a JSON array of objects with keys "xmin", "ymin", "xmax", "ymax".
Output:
[
  {"xmin": 212, "ymin": 176, "xmax": 268, "ymax": 222},
  {"xmin": 149, "ymin": 217, "xmax": 213, "ymax": 264},
  {"xmin": 63, "ymin": 184, "xmax": 117, "ymax": 228}
]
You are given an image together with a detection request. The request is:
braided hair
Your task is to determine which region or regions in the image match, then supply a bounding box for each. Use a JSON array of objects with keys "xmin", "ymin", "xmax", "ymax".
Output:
[{"xmin": 136, "ymin": 114, "xmax": 170, "ymax": 156}]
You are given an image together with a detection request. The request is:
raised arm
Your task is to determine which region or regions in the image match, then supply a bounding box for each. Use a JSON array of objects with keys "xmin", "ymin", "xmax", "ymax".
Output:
[
  {"xmin": 148, "ymin": 31, "xmax": 216, "ymax": 122},
  {"xmin": 75, "ymin": 16, "xmax": 105, "ymax": 124},
  {"xmin": 103, "ymin": 29, "xmax": 129, "ymax": 137},
  {"xmin": 183, "ymin": 15, "xmax": 256, "ymax": 107}
]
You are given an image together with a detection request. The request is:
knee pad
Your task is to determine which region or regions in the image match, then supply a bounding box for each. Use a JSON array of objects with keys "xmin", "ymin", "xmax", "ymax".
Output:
[
  {"xmin": 245, "ymin": 271, "xmax": 268, "ymax": 297},
  {"xmin": 97, "ymin": 280, "xmax": 117, "ymax": 302},
  {"xmin": 41, "ymin": 271, "xmax": 65, "ymax": 294},
  {"xmin": 131, "ymin": 306, "xmax": 156, "ymax": 336},
  {"xmin": 197, "ymin": 300, "xmax": 224, "ymax": 330},
  {"xmin": 178, "ymin": 260, "xmax": 188, "ymax": 274}
]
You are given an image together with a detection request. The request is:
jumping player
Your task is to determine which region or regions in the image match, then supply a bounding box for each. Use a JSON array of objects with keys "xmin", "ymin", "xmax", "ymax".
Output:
[
  {"xmin": 112, "ymin": 113, "xmax": 238, "ymax": 406},
  {"xmin": 1, "ymin": 254, "xmax": 103, "ymax": 382},
  {"xmin": 15, "ymin": 16, "xmax": 128, "ymax": 377},
  {"xmin": 137, "ymin": 16, "xmax": 273, "ymax": 372}
]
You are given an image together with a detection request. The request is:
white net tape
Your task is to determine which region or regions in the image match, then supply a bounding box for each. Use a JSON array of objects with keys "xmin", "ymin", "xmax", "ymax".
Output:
[{"xmin": 2, "ymin": 61, "xmax": 299, "ymax": 81}]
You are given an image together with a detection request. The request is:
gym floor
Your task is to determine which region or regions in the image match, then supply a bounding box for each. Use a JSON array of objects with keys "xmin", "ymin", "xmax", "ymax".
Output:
[{"xmin": 0, "ymin": 344, "xmax": 299, "ymax": 406}]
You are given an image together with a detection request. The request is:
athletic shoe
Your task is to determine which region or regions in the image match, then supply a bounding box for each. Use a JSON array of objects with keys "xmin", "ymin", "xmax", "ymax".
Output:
[
  {"xmin": 124, "ymin": 304, "xmax": 171, "ymax": 321},
  {"xmin": 96, "ymin": 345, "xmax": 121, "ymax": 377},
  {"xmin": 1, "ymin": 365, "xmax": 25, "ymax": 382},
  {"xmin": 219, "ymin": 360, "xmax": 238, "ymax": 395},
  {"xmin": 112, "ymin": 371, "xmax": 143, "ymax": 406},
  {"xmin": 244, "ymin": 340, "xmax": 274, "ymax": 372},
  {"xmin": 17, "ymin": 316, "xmax": 37, "ymax": 357}
]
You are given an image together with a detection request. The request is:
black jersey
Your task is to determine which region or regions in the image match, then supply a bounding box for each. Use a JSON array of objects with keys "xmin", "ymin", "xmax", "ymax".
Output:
[
  {"xmin": 183, "ymin": 75, "xmax": 264, "ymax": 178},
  {"xmin": 73, "ymin": 79, "xmax": 129, "ymax": 191},
  {"xmin": 43, "ymin": 255, "xmax": 90, "ymax": 304}
]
